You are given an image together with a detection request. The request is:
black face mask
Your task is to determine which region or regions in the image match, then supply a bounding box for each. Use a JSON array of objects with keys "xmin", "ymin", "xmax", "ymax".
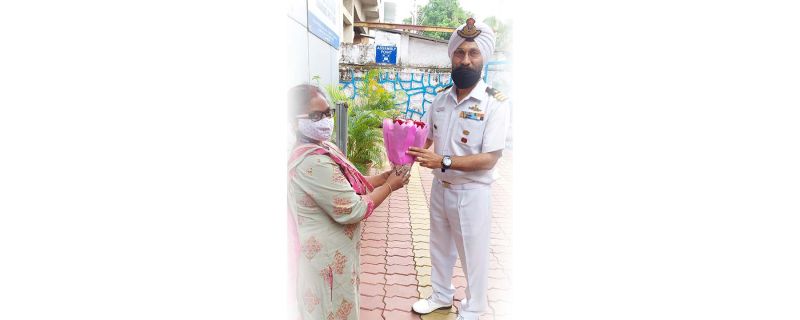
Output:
[{"xmin": 451, "ymin": 65, "xmax": 482, "ymax": 88}]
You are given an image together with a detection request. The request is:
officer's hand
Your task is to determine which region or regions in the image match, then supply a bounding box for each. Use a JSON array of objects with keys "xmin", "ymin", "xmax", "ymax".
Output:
[{"xmin": 407, "ymin": 147, "xmax": 443, "ymax": 169}]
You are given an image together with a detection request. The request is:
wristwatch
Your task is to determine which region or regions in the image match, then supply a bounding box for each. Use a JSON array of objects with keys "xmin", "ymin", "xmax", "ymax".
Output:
[{"xmin": 441, "ymin": 155, "xmax": 452, "ymax": 172}]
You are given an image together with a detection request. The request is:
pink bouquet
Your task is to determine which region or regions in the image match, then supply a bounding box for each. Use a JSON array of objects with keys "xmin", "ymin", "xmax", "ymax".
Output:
[{"xmin": 382, "ymin": 118, "xmax": 428, "ymax": 175}]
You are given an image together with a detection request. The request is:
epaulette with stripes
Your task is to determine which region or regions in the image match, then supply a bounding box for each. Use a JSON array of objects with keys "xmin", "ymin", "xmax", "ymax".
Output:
[{"xmin": 485, "ymin": 87, "xmax": 508, "ymax": 102}]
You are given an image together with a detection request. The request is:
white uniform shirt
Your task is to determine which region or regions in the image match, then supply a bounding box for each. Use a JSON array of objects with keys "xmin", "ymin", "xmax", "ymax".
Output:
[{"xmin": 422, "ymin": 80, "xmax": 511, "ymax": 185}]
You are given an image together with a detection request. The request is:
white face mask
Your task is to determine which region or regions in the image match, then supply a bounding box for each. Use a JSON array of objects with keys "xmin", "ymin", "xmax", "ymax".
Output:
[{"xmin": 297, "ymin": 117, "xmax": 334, "ymax": 142}]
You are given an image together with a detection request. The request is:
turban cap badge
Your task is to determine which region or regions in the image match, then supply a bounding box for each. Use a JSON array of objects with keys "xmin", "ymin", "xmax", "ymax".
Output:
[{"xmin": 456, "ymin": 18, "xmax": 482, "ymax": 40}]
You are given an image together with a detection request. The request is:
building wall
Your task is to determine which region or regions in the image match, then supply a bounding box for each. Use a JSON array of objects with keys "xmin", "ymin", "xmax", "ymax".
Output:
[
  {"xmin": 338, "ymin": 34, "xmax": 451, "ymax": 121},
  {"xmin": 339, "ymin": 67, "xmax": 452, "ymax": 120},
  {"xmin": 287, "ymin": 0, "xmax": 340, "ymax": 87},
  {"xmin": 406, "ymin": 37, "xmax": 451, "ymax": 68},
  {"xmin": 339, "ymin": 32, "xmax": 450, "ymax": 68},
  {"xmin": 287, "ymin": 15, "xmax": 310, "ymax": 85}
]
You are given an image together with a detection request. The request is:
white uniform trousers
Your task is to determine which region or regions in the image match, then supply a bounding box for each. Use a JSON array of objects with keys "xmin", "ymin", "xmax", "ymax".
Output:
[{"xmin": 429, "ymin": 179, "xmax": 492, "ymax": 320}]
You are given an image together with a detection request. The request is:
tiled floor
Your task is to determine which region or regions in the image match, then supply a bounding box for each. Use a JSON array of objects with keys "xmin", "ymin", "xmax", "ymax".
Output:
[{"xmin": 359, "ymin": 152, "xmax": 513, "ymax": 320}]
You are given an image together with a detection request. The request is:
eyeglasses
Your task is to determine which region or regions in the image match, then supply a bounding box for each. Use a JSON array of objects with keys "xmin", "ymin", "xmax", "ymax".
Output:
[{"xmin": 297, "ymin": 108, "xmax": 335, "ymax": 122}]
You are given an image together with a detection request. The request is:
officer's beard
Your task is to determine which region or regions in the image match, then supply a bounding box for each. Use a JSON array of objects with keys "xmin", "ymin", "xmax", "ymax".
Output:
[{"xmin": 451, "ymin": 64, "xmax": 483, "ymax": 89}]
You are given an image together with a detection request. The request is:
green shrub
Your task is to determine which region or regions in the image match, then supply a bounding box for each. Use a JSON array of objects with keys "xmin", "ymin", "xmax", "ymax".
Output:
[{"xmin": 326, "ymin": 69, "xmax": 401, "ymax": 174}]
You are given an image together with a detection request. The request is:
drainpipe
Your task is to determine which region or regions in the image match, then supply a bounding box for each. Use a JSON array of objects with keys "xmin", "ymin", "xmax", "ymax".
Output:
[{"xmin": 335, "ymin": 102, "xmax": 349, "ymax": 155}]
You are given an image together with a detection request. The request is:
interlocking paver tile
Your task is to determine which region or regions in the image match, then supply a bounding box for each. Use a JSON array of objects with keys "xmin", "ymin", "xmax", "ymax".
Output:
[
  {"xmin": 358, "ymin": 153, "xmax": 513, "ymax": 319},
  {"xmin": 488, "ymin": 268, "xmax": 505, "ymax": 280},
  {"xmin": 362, "ymin": 263, "xmax": 386, "ymax": 274},
  {"xmin": 411, "ymin": 235, "xmax": 430, "ymax": 243},
  {"xmin": 362, "ymin": 255, "xmax": 386, "ymax": 265},
  {"xmin": 412, "ymin": 242, "xmax": 429, "ymax": 251},
  {"xmin": 361, "ymin": 246, "xmax": 385, "ymax": 256},
  {"xmin": 386, "ymin": 255, "xmax": 415, "ymax": 266},
  {"xmin": 363, "ymin": 232, "xmax": 387, "ymax": 241},
  {"xmin": 361, "ymin": 226, "xmax": 389, "ymax": 234},
  {"xmin": 452, "ymin": 276, "xmax": 466, "ymax": 288},
  {"xmin": 414, "ymin": 256, "xmax": 431, "ymax": 267},
  {"xmin": 360, "ymin": 294, "xmax": 385, "ymax": 310},
  {"xmin": 414, "ymin": 250, "xmax": 430, "ymax": 259},
  {"xmin": 388, "ymin": 222, "xmax": 411, "ymax": 229},
  {"xmin": 417, "ymin": 274, "xmax": 431, "ymax": 287},
  {"xmin": 417, "ymin": 285, "xmax": 432, "ymax": 298},
  {"xmin": 415, "ymin": 266, "xmax": 431, "ymax": 276},
  {"xmin": 383, "ymin": 309, "xmax": 421, "ymax": 320},
  {"xmin": 385, "ymin": 273, "xmax": 417, "ymax": 286},
  {"xmin": 361, "ymin": 239, "xmax": 387, "ymax": 248},
  {"xmin": 454, "ymin": 286, "xmax": 465, "ymax": 301},
  {"xmin": 361, "ymin": 308, "xmax": 384, "ymax": 319},
  {"xmin": 452, "ymin": 267, "xmax": 465, "ymax": 278},
  {"xmin": 386, "ymin": 263, "xmax": 417, "ymax": 275},
  {"xmin": 387, "ymin": 233, "xmax": 411, "ymax": 242},
  {"xmin": 386, "ymin": 247, "xmax": 414, "ymax": 257},
  {"xmin": 384, "ymin": 284, "xmax": 420, "ymax": 298},
  {"xmin": 387, "ymin": 228, "xmax": 413, "ymax": 235},
  {"xmin": 360, "ymin": 283, "xmax": 386, "ymax": 297},
  {"xmin": 419, "ymin": 308, "xmax": 457, "ymax": 320},
  {"xmin": 387, "ymin": 240, "xmax": 413, "ymax": 249},
  {"xmin": 361, "ymin": 272, "xmax": 386, "ymax": 285},
  {"xmin": 410, "ymin": 223, "xmax": 430, "ymax": 230},
  {"xmin": 384, "ymin": 296, "xmax": 420, "ymax": 311}
]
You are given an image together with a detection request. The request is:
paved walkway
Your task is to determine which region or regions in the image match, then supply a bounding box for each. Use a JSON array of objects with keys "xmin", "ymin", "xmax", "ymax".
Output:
[{"xmin": 359, "ymin": 152, "xmax": 513, "ymax": 320}]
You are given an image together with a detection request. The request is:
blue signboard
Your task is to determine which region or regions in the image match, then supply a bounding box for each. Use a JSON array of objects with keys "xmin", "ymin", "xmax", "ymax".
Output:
[
  {"xmin": 308, "ymin": 12, "xmax": 340, "ymax": 49},
  {"xmin": 307, "ymin": 0, "xmax": 340, "ymax": 49},
  {"xmin": 376, "ymin": 45, "xmax": 397, "ymax": 65}
]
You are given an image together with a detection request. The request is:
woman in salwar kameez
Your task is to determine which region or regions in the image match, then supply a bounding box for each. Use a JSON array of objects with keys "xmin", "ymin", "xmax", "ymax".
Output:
[{"xmin": 287, "ymin": 84, "xmax": 409, "ymax": 320}]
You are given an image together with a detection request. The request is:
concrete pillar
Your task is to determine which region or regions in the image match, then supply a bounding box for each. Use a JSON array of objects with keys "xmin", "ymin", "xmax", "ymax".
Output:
[{"xmin": 398, "ymin": 33, "xmax": 410, "ymax": 66}]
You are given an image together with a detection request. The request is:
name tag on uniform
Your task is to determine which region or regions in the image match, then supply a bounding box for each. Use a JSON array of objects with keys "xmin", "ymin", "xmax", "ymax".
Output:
[{"xmin": 460, "ymin": 111, "xmax": 485, "ymax": 121}]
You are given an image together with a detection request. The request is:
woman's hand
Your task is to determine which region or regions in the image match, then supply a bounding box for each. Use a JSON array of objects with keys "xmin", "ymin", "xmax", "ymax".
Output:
[
  {"xmin": 380, "ymin": 170, "xmax": 393, "ymax": 185},
  {"xmin": 365, "ymin": 169, "xmax": 394, "ymax": 187},
  {"xmin": 385, "ymin": 170, "xmax": 411, "ymax": 191}
]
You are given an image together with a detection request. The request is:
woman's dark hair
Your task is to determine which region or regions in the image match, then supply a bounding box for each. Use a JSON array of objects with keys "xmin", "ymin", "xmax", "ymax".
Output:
[{"xmin": 288, "ymin": 84, "xmax": 327, "ymax": 122}]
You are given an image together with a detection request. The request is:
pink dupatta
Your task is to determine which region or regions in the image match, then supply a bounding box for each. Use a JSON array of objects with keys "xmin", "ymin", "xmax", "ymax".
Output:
[{"xmin": 286, "ymin": 141, "xmax": 375, "ymax": 315}]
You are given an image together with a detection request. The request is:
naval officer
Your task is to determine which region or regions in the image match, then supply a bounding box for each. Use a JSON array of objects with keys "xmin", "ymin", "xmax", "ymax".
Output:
[{"xmin": 406, "ymin": 18, "xmax": 511, "ymax": 320}]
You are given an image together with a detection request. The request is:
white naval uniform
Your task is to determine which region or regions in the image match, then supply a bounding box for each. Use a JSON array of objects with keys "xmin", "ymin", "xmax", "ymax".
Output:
[{"xmin": 421, "ymin": 80, "xmax": 510, "ymax": 320}]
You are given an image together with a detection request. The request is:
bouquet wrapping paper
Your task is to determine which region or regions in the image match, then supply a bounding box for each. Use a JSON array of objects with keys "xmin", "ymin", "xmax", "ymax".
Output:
[{"xmin": 382, "ymin": 118, "xmax": 428, "ymax": 175}]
